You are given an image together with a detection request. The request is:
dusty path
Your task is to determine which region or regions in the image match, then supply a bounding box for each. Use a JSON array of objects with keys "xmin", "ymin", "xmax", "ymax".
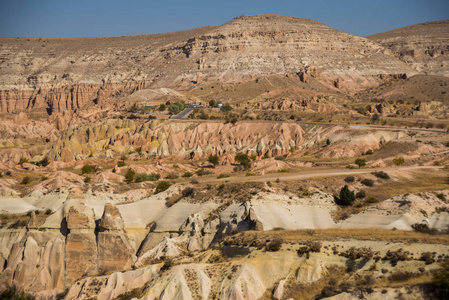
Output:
[{"xmin": 209, "ymin": 166, "xmax": 443, "ymax": 183}]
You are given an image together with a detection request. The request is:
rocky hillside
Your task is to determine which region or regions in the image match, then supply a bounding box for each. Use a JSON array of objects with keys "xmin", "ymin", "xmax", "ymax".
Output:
[
  {"xmin": 0, "ymin": 186, "xmax": 448, "ymax": 299},
  {"xmin": 0, "ymin": 14, "xmax": 419, "ymax": 113},
  {"xmin": 368, "ymin": 20, "xmax": 449, "ymax": 76}
]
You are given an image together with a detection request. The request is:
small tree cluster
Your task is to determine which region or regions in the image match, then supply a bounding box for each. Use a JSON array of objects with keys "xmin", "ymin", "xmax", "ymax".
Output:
[
  {"xmin": 338, "ymin": 185, "xmax": 355, "ymax": 206},
  {"xmin": 168, "ymin": 101, "xmax": 186, "ymax": 115},
  {"xmin": 235, "ymin": 153, "xmax": 251, "ymax": 169},
  {"xmin": 125, "ymin": 169, "xmax": 136, "ymax": 183},
  {"xmin": 355, "ymin": 158, "xmax": 366, "ymax": 168},
  {"xmin": 208, "ymin": 155, "xmax": 219, "ymax": 168}
]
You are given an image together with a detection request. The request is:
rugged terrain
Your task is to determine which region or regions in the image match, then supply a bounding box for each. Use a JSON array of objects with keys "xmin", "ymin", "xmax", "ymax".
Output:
[{"xmin": 0, "ymin": 14, "xmax": 448, "ymax": 300}]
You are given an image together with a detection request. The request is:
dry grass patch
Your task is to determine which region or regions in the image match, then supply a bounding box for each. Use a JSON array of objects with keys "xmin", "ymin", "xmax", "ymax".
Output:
[{"xmin": 234, "ymin": 228, "xmax": 449, "ymax": 245}]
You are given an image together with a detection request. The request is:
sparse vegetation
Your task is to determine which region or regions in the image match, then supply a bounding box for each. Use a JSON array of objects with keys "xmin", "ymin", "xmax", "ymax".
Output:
[
  {"xmin": 182, "ymin": 172, "xmax": 193, "ymax": 178},
  {"xmin": 372, "ymin": 171, "xmax": 390, "ymax": 179},
  {"xmin": 81, "ymin": 164, "xmax": 95, "ymax": 174},
  {"xmin": 21, "ymin": 176, "xmax": 31, "ymax": 185},
  {"xmin": 235, "ymin": 153, "xmax": 251, "ymax": 169},
  {"xmin": 361, "ymin": 179, "xmax": 374, "ymax": 187},
  {"xmin": 135, "ymin": 173, "xmax": 160, "ymax": 182},
  {"xmin": 355, "ymin": 190, "xmax": 366, "ymax": 199},
  {"xmin": 266, "ymin": 238, "xmax": 283, "ymax": 251},
  {"xmin": 18, "ymin": 157, "xmax": 29, "ymax": 165},
  {"xmin": 355, "ymin": 158, "xmax": 366, "ymax": 168},
  {"xmin": 155, "ymin": 181, "xmax": 171, "ymax": 193},
  {"xmin": 338, "ymin": 185, "xmax": 355, "ymax": 206},
  {"xmin": 208, "ymin": 155, "xmax": 219, "ymax": 168},
  {"xmin": 393, "ymin": 156, "xmax": 405, "ymax": 165},
  {"xmin": 344, "ymin": 176, "xmax": 355, "ymax": 183},
  {"xmin": 124, "ymin": 169, "xmax": 136, "ymax": 183}
]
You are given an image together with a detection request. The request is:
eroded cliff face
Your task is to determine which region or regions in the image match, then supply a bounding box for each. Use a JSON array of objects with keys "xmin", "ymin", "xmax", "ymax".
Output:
[
  {"xmin": 0, "ymin": 80, "xmax": 149, "ymax": 113},
  {"xmin": 368, "ymin": 20, "xmax": 449, "ymax": 76},
  {"xmin": 0, "ymin": 189, "xmax": 448, "ymax": 299},
  {"xmin": 45, "ymin": 120, "xmax": 305, "ymax": 162},
  {"xmin": 0, "ymin": 14, "xmax": 421, "ymax": 114}
]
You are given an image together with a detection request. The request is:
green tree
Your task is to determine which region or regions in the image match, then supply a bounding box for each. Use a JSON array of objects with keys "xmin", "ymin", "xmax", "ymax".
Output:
[
  {"xmin": 158, "ymin": 104, "xmax": 166, "ymax": 111},
  {"xmin": 208, "ymin": 155, "xmax": 219, "ymax": 168},
  {"xmin": 355, "ymin": 158, "xmax": 366, "ymax": 169},
  {"xmin": 220, "ymin": 104, "xmax": 233, "ymax": 113},
  {"xmin": 235, "ymin": 153, "xmax": 251, "ymax": 169},
  {"xmin": 124, "ymin": 169, "xmax": 136, "ymax": 183},
  {"xmin": 168, "ymin": 101, "xmax": 186, "ymax": 115},
  {"xmin": 339, "ymin": 185, "xmax": 355, "ymax": 206},
  {"xmin": 326, "ymin": 138, "xmax": 331, "ymax": 145},
  {"xmin": 81, "ymin": 164, "xmax": 93, "ymax": 174},
  {"xmin": 435, "ymin": 259, "xmax": 449, "ymax": 299},
  {"xmin": 209, "ymin": 99, "xmax": 217, "ymax": 107}
]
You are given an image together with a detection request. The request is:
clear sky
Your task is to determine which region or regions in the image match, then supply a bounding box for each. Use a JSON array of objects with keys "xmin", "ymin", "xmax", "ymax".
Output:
[{"xmin": 1, "ymin": 0, "xmax": 448, "ymax": 38}]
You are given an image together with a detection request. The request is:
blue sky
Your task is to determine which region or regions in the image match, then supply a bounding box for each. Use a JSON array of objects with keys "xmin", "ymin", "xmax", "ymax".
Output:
[{"xmin": 1, "ymin": 0, "xmax": 448, "ymax": 38}]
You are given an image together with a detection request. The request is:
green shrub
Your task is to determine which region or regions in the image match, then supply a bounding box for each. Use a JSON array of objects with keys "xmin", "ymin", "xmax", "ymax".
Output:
[
  {"xmin": 35, "ymin": 157, "xmax": 50, "ymax": 167},
  {"xmin": 196, "ymin": 168, "xmax": 213, "ymax": 176},
  {"xmin": 217, "ymin": 174, "xmax": 230, "ymax": 179},
  {"xmin": 155, "ymin": 181, "xmax": 171, "ymax": 193},
  {"xmin": 81, "ymin": 164, "xmax": 93, "ymax": 174},
  {"xmin": 339, "ymin": 185, "xmax": 355, "ymax": 206},
  {"xmin": 135, "ymin": 173, "xmax": 160, "ymax": 182},
  {"xmin": 245, "ymin": 172, "xmax": 256, "ymax": 176},
  {"xmin": 344, "ymin": 176, "xmax": 355, "ymax": 183},
  {"xmin": 277, "ymin": 169, "xmax": 289, "ymax": 173},
  {"xmin": 181, "ymin": 187, "xmax": 195, "ymax": 198},
  {"xmin": 372, "ymin": 171, "xmax": 390, "ymax": 179},
  {"xmin": 235, "ymin": 153, "xmax": 251, "ymax": 169},
  {"xmin": 168, "ymin": 101, "xmax": 186, "ymax": 114},
  {"xmin": 275, "ymin": 155, "xmax": 287, "ymax": 161},
  {"xmin": 18, "ymin": 157, "xmax": 29, "ymax": 165},
  {"xmin": 84, "ymin": 176, "xmax": 91, "ymax": 184},
  {"xmin": 365, "ymin": 149, "xmax": 373, "ymax": 155},
  {"xmin": 365, "ymin": 197, "xmax": 379, "ymax": 204},
  {"xmin": 182, "ymin": 172, "xmax": 193, "ymax": 178},
  {"xmin": 117, "ymin": 160, "xmax": 125, "ymax": 167},
  {"xmin": 165, "ymin": 173, "xmax": 178, "ymax": 180},
  {"xmin": 220, "ymin": 104, "xmax": 233, "ymax": 112},
  {"xmin": 266, "ymin": 238, "xmax": 283, "ymax": 252},
  {"xmin": 393, "ymin": 156, "xmax": 405, "ymax": 165},
  {"xmin": 436, "ymin": 193, "xmax": 446, "ymax": 201},
  {"xmin": 355, "ymin": 158, "xmax": 366, "ymax": 168},
  {"xmin": 361, "ymin": 179, "xmax": 374, "ymax": 187},
  {"xmin": 356, "ymin": 190, "xmax": 366, "ymax": 198},
  {"xmin": 434, "ymin": 259, "xmax": 449, "ymax": 299},
  {"xmin": 21, "ymin": 176, "xmax": 31, "ymax": 185},
  {"xmin": 208, "ymin": 155, "xmax": 219, "ymax": 167},
  {"xmin": 124, "ymin": 169, "xmax": 136, "ymax": 183}
]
